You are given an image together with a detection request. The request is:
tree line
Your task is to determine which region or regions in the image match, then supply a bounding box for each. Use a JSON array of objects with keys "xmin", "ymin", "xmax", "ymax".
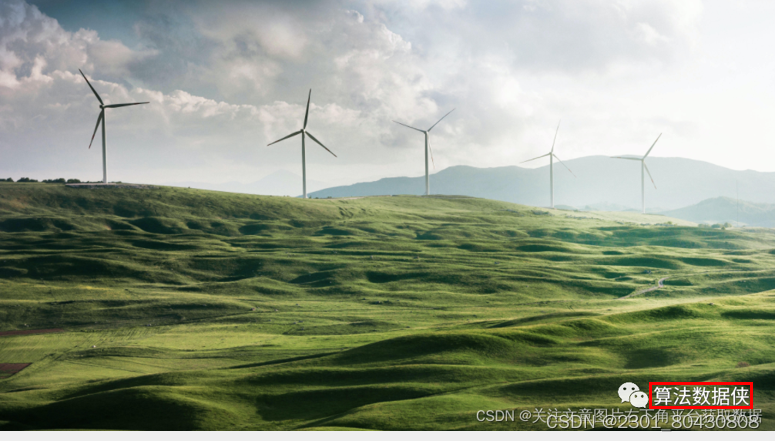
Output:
[{"xmin": 1, "ymin": 178, "xmax": 84, "ymax": 183}]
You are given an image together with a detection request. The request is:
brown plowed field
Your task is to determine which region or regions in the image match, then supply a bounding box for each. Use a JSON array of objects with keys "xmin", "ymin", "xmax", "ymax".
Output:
[{"xmin": 0, "ymin": 363, "xmax": 31, "ymax": 378}]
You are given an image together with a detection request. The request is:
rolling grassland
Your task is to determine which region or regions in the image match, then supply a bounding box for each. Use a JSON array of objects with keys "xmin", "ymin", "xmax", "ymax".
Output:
[{"xmin": 0, "ymin": 183, "xmax": 774, "ymax": 430}]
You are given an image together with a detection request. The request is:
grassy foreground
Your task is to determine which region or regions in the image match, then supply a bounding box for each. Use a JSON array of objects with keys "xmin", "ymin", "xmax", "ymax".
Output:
[{"xmin": 0, "ymin": 182, "xmax": 774, "ymax": 430}]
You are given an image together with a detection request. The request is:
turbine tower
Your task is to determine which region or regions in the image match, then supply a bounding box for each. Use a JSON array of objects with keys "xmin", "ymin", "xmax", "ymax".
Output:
[
  {"xmin": 267, "ymin": 89, "xmax": 336, "ymax": 199},
  {"xmin": 521, "ymin": 121, "xmax": 575, "ymax": 209},
  {"xmin": 612, "ymin": 133, "xmax": 662, "ymax": 214},
  {"xmin": 393, "ymin": 109, "xmax": 455, "ymax": 195},
  {"xmin": 80, "ymin": 69, "xmax": 149, "ymax": 184}
]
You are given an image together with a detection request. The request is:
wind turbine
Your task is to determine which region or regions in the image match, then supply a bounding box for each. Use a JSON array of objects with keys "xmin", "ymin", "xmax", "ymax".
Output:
[
  {"xmin": 267, "ymin": 89, "xmax": 336, "ymax": 199},
  {"xmin": 612, "ymin": 133, "xmax": 662, "ymax": 214},
  {"xmin": 521, "ymin": 121, "xmax": 575, "ymax": 209},
  {"xmin": 393, "ymin": 109, "xmax": 455, "ymax": 196},
  {"xmin": 79, "ymin": 69, "xmax": 149, "ymax": 184}
]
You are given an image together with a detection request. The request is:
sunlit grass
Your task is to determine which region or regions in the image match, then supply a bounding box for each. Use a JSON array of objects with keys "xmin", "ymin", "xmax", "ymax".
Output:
[{"xmin": 0, "ymin": 182, "xmax": 773, "ymax": 430}]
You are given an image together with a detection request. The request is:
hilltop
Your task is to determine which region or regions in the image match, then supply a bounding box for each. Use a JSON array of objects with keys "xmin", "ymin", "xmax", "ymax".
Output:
[{"xmin": 1, "ymin": 183, "xmax": 774, "ymax": 430}]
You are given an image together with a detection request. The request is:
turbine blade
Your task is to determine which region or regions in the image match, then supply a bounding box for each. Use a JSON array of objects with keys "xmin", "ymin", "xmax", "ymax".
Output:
[
  {"xmin": 303, "ymin": 89, "xmax": 311, "ymax": 130},
  {"xmin": 427, "ymin": 108, "xmax": 455, "ymax": 132},
  {"xmin": 88, "ymin": 110, "xmax": 104, "ymax": 149},
  {"xmin": 428, "ymin": 137, "xmax": 435, "ymax": 170},
  {"xmin": 520, "ymin": 153, "xmax": 551, "ymax": 164},
  {"xmin": 610, "ymin": 156, "xmax": 642, "ymax": 161},
  {"xmin": 103, "ymin": 102, "xmax": 150, "ymax": 108},
  {"xmin": 393, "ymin": 120, "xmax": 425, "ymax": 133},
  {"xmin": 553, "ymin": 154, "xmax": 575, "ymax": 177},
  {"xmin": 305, "ymin": 132, "xmax": 337, "ymax": 157},
  {"xmin": 550, "ymin": 120, "xmax": 560, "ymax": 153},
  {"xmin": 644, "ymin": 133, "xmax": 662, "ymax": 158},
  {"xmin": 79, "ymin": 69, "xmax": 103, "ymax": 105},
  {"xmin": 644, "ymin": 162, "xmax": 657, "ymax": 189},
  {"xmin": 267, "ymin": 130, "xmax": 302, "ymax": 146}
]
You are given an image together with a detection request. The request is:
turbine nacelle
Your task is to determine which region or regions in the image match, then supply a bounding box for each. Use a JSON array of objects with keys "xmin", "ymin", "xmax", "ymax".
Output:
[
  {"xmin": 611, "ymin": 133, "xmax": 662, "ymax": 189},
  {"xmin": 79, "ymin": 68, "xmax": 148, "ymax": 183},
  {"xmin": 392, "ymin": 108, "xmax": 455, "ymax": 187},
  {"xmin": 267, "ymin": 90, "xmax": 336, "ymax": 156},
  {"xmin": 611, "ymin": 133, "xmax": 663, "ymax": 213},
  {"xmin": 266, "ymin": 89, "xmax": 337, "ymax": 198},
  {"xmin": 520, "ymin": 121, "xmax": 575, "ymax": 175},
  {"xmin": 519, "ymin": 120, "xmax": 574, "ymax": 209}
]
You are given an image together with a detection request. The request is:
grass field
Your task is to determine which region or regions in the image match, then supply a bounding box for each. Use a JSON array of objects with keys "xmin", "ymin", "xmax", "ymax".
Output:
[{"xmin": 0, "ymin": 182, "xmax": 774, "ymax": 430}]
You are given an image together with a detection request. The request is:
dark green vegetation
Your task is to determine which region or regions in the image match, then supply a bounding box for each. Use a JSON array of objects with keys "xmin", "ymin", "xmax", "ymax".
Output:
[{"xmin": 1, "ymin": 182, "xmax": 774, "ymax": 430}]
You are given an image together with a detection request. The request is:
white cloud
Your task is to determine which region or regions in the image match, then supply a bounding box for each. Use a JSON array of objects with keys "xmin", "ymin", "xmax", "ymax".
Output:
[
  {"xmin": 5, "ymin": 0, "xmax": 775, "ymax": 188},
  {"xmin": 0, "ymin": 0, "xmax": 156, "ymax": 88}
]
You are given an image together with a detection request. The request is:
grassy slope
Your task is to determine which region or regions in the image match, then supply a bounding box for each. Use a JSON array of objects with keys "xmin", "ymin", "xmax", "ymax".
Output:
[{"xmin": 1, "ymin": 182, "xmax": 774, "ymax": 430}]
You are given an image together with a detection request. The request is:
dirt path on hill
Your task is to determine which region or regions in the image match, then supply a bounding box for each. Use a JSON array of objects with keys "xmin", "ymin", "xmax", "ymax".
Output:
[{"xmin": 619, "ymin": 277, "xmax": 669, "ymax": 300}]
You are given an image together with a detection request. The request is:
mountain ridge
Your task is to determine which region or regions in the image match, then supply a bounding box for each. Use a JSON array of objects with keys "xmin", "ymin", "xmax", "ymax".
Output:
[
  {"xmin": 661, "ymin": 196, "xmax": 775, "ymax": 227},
  {"xmin": 308, "ymin": 156, "xmax": 775, "ymax": 211}
]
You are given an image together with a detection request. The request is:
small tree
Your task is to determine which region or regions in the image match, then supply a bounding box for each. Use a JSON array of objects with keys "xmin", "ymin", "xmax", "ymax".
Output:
[{"xmin": 66, "ymin": 179, "xmax": 81, "ymax": 183}]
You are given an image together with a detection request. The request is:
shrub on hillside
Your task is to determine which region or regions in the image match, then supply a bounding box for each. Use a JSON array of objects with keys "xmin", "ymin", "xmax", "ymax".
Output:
[
  {"xmin": 17, "ymin": 177, "xmax": 38, "ymax": 183},
  {"xmin": 66, "ymin": 179, "xmax": 81, "ymax": 183},
  {"xmin": 43, "ymin": 178, "xmax": 66, "ymax": 184}
]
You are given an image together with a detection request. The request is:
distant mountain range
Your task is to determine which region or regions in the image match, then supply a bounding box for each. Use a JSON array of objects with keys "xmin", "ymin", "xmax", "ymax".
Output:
[
  {"xmin": 308, "ymin": 156, "xmax": 775, "ymax": 212},
  {"xmin": 166, "ymin": 170, "xmax": 326, "ymax": 196},
  {"xmin": 661, "ymin": 197, "xmax": 775, "ymax": 228}
]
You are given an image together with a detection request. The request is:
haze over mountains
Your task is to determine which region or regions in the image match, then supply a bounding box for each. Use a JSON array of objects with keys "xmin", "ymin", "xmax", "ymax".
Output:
[
  {"xmin": 662, "ymin": 197, "xmax": 775, "ymax": 228},
  {"xmin": 162, "ymin": 156, "xmax": 775, "ymax": 227},
  {"xmin": 166, "ymin": 170, "xmax": 326, "ymax": 196},
  {"xmin": 308, "ymin": 156, "xmax": 775, "ymax": 212}
]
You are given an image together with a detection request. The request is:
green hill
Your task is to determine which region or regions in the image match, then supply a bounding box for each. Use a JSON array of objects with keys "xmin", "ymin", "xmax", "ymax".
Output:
[{"xmin": 1, "ymin": 182, "xmax": 774, "ymax": 430}]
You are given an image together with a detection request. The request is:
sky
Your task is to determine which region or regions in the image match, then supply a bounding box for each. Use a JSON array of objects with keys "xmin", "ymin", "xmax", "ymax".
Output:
[{"xmin": 2, "ymin": 0, "xmax": 775, "ymax": 190}]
